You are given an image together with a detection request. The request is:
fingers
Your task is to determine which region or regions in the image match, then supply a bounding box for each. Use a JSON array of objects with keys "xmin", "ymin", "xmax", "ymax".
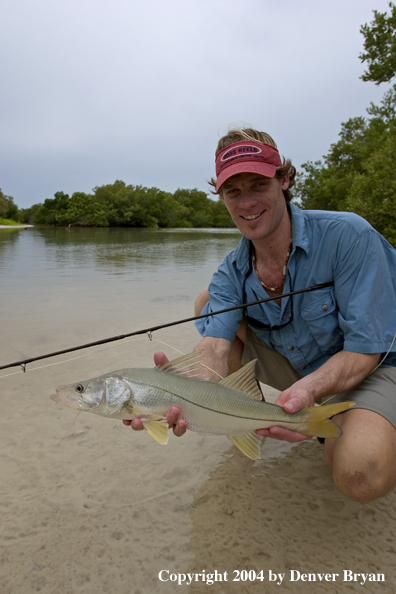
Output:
[
  {"xmin": 154, "ymin": 351, "xmax": 169, "ymax": 367},
  {"xmin": 124, "ymin": 406, "xmax": 186, "ymax": 437},
  {"xmin": 282, "ymin": 397, "xmax": 306, "ymax": 414},
  {"xmin": 165, "ymin": 406, "xmax": 180, "ymax": 427},
  {"xmin": 166, "ymin": 406, "xmax": 186, "ymax": 437},
  {"xmin": 122, "ymin": 419, "xmax": 144, "ymax": 430},
  {"xmin": 172, "ymin": 419, "xmax": 187, "ymax": 437},
  {"xmin": 256, "ymin": 426, "xmax": 312, "ymax": 442}
]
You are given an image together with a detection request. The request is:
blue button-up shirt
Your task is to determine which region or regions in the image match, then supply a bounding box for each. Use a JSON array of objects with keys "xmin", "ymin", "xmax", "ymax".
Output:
[{"xmin": 195, "ymin": 204, "xmax": 396, "ymax": 375}]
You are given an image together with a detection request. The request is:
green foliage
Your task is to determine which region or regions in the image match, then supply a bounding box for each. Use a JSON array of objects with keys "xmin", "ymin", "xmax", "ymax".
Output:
[
  {"xmin": 360, "ymin": 2, "xmax": 396, "ymax": 84},
  {"xmin": 346, "ymin": 125, "xmax": 396, "ymax": 245},
  {"xmin": 295, "ymin": 85, "xmax": 396, "ymax": 246},
  {"xmin": 23, "ymin": 182, "xmax": 234, "ymax": 229},
  {"xmin": 0, "ymin": 217, "xmax": 20, "ymax": 226},
  {"xmin": 0, "ymin": 189, "xmax": 20, "ymax": 221},
  {"xmin": 19, "ymin": 203, "xmax": 42, "ymax": 224},
  {"xmin": 34, "ymin": 192, "xmax": 70, "ymax": 225}
]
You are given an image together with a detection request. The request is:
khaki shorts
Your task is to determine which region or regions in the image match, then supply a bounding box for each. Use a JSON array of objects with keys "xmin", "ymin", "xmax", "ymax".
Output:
[{"xmin": 241, "ymin": 325, "xmax": 396, "ymax": 429}]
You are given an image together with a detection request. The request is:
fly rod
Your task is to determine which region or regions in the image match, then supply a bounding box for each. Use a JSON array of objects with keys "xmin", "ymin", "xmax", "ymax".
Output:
[{"xmin": 0, "ymin": 281, "xmax": 334, "ymax": 371}]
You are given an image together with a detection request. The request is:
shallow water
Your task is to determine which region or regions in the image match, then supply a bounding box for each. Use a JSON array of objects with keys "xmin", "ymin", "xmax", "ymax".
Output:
[{"xmin": 1, "ymin": 227, "xmax": 396, "ymax": 594}]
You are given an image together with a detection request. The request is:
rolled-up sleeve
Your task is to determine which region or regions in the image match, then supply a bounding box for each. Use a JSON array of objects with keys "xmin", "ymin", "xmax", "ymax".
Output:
[
  {"xmin": 195, "ymin": 257, "xmax": 244, "ymax": 342},
  {"xmin": 334, "ymin": 229, "xmax": 396, "ymax": 355}
]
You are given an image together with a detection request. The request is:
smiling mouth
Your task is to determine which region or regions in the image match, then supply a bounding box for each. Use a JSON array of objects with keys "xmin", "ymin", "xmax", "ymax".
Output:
[{"xmin": 241, "ymin": 211, "xmax": 264, "ymax": 221}]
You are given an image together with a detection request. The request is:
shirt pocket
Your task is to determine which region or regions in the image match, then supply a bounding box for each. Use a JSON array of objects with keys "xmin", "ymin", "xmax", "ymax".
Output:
[{"xmin": 300, "ymin": 288, "xmax": 344, "ymax": 355}]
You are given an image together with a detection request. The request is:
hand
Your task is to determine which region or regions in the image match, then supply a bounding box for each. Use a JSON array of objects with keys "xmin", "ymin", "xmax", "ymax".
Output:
[
  {"xmin": 122, "ymin": 351, "xmax": 187, "ymax": 437},
  {"xmin": 255, "ymin": 382, "xmax": 315, "ymax": 443}
]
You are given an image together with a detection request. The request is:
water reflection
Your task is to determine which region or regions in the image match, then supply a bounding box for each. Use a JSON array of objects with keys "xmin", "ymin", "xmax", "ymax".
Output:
[
  {"xmin": 0, "ymin": 227, "xmax": 241, "ymax": 360},
  {"xmin": 0, "ymin": 227, "xmax": 241, "ymax": 276}
]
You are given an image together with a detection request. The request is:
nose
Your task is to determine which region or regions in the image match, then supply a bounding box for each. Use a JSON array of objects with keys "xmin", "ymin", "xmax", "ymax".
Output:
[{"xmin": 238, "ymin": 189, "xmax": 257, "ymax": 208}]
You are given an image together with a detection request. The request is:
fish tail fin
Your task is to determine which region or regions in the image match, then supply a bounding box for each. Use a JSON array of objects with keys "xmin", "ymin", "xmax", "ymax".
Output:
[{"xmin": 303, "ymin": 402, "xmax": 355, "ymax": 438}]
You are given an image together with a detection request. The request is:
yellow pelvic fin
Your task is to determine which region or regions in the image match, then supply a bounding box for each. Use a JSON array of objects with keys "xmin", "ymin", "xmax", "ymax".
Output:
[
  {"xmin": 141, "ymin": 417, "xmax": 169, "ymax": 445},
  {"xmin": 220, "ymin": 360, "xmax": 263, "ymax": 401},
  {"xmin": 229, "ymin": 431, "xmax": 263, "ymax": 460},
  {"xmin": 304, "ymin": 401, "xmax": 355, "ymax": 438}
]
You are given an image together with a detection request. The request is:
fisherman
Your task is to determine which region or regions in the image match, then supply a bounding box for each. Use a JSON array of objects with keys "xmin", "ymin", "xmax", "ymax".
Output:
[{"xmin": 125, "ymin": 127, "xmax": 396, "ymax": 503}]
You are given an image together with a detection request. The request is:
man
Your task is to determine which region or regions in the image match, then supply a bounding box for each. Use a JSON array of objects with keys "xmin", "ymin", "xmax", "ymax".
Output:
[{"xmin": 125, "ymin": 128, "xmax": 396, "ymax": 503}]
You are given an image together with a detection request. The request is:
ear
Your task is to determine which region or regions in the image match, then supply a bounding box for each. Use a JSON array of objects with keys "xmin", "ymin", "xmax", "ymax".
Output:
[{"xmin": 281, "ymin": 175, "xmax": 290, "ymax": 191}]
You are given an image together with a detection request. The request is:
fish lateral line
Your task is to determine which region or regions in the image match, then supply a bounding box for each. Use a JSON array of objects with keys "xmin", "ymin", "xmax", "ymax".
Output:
[{"xmin": 123, "ymin": 376, "xmax": 267, "ymax": 421}]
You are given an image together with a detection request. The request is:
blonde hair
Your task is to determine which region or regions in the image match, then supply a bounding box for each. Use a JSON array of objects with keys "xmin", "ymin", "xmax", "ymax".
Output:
[{"xmin": 210, "ymin": 127, "xmax": 296, "ymax": 203}]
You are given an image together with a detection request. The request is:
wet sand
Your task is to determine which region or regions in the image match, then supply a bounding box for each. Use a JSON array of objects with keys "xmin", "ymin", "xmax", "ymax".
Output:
[{"xmin": 1, "ymin": 321, "xmax": 396, "ymax": 594}]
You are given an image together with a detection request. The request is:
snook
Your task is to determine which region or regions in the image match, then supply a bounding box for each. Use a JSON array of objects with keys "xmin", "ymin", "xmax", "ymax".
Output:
[{"xmin": 52, "ymin": 352, "xmax": 355, "ymax": 459}]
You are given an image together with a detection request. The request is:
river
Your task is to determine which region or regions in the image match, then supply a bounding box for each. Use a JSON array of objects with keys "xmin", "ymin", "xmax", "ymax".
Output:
[{"xmin": 1, "ymin": 227, "xmax": 395, "ymax": 594}]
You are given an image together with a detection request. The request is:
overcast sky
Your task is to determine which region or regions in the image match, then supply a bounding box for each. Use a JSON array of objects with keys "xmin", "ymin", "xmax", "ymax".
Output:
[{"xmin": 0, "ymin": 0, "xmax": 392, "ymax": 209}]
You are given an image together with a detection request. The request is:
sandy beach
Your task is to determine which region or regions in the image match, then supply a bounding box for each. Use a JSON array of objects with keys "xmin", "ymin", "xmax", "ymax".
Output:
[
  {"xmin": 0, "ymin": 224, "xmax": 34, "ymax": 229},
  {"xmin": 1, "ymin": 325, "xmax": 396, "ymax": 594}
]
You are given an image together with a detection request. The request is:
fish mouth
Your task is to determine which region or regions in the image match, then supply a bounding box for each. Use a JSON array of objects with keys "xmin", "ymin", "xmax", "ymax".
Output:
[{"xmin": 50, "ymin": 393, "xmax": 60, "ymax": 402}]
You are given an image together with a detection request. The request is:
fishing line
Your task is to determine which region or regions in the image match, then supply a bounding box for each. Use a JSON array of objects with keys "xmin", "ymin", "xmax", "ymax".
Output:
[
  {"xmin": 0, "ymin": 281, "xmax": 334, "ymax": 372},
  {"xmin": 0, "ymin": 335, "xmax": 225, "ymax": 391},
  {"xmin": 0, "ymin": 336, "xmax": 149, "ymax": 379},
  {"xmin": 369, "ymin": 329, "xmax": 396, "ymax": 374}
]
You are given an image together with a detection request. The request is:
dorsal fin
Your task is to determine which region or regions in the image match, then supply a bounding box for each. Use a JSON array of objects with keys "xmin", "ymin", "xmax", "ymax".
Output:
[
  {"xmin": 157, "ymin": 351, "xmax": 206, "ymax": 378},
  {"xmin": 219, "ymin": 360, "xmax": 263, "ymax": 401}
]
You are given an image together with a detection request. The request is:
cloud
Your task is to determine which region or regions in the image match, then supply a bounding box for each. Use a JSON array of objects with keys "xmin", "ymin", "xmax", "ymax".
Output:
[{"xmin": 0, "ymin": 0, "xmax": 389, "ymax": 208}]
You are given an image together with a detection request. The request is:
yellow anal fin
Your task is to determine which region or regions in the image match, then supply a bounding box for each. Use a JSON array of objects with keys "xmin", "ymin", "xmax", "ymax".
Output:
[
  {"xmin": 229, "ymin": 432, "xmax": 263, "ymax": 460},
  {"xmin": 142, "ymin": 418, "xmax": 169, "ymax": 445},
  {"xmin": 304, "ymin": 401, "xmax": 355, "ymax": 438}
]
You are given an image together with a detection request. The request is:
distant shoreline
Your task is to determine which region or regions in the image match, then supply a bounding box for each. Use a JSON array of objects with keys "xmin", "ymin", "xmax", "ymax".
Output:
[{"xmin": 0, "ymin": 224, "xmax": 34, "ymax": 229}]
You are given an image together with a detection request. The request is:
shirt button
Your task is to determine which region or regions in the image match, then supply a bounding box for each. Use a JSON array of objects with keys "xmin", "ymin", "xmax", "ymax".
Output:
[
  {"xmin": 288, "ymin": 345, "xmax": 294, "ymax": 351},
  {"xmin": 322, "ymin": 304, "xmax": 329, "ymax": 311}
]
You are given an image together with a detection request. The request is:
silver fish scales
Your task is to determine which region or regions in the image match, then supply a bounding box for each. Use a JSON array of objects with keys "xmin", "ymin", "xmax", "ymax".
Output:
[{"xmin": 52, "ymin": 351, "xmax": 354, "ymax": 459}]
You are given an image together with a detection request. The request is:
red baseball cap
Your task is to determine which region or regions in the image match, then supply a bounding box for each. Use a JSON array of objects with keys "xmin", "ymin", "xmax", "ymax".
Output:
[{"xmin": 215, "ymin": 140, "xmax": 282, "ymax": 192}]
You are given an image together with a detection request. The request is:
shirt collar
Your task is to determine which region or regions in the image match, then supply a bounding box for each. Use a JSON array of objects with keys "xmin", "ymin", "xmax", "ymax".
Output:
[
  {"xmin": 290, "ymin": 203, "xmax": 310, "ymax": 256},
  {"xmin": 233, "ymin": 203, "xmax": 310, "ymax": 273}
]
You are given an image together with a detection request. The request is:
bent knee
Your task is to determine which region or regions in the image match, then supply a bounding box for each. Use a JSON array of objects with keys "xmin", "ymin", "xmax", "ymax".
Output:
[{"xmin": 333, "ymin": 463, "xmax": 395, "ymax": 503}]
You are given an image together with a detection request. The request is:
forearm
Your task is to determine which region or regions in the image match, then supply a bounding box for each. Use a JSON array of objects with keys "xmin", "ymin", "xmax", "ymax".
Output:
[
  {"xmin": 294, "ymin": 350, "xmax": 381, "ymax": 402},
  {"xmin": 193, "ymin": 336, "xmax": 232, "ymax": 382},
  {"xmin": 258, "ymin": 350, "xmax": 381, "ymax": 443}
]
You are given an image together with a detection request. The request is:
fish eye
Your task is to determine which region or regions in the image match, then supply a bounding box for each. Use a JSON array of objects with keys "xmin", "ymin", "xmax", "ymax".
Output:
[{"xmin": 75, "ymin": 384, "xmax": 85, "ymax": 394}]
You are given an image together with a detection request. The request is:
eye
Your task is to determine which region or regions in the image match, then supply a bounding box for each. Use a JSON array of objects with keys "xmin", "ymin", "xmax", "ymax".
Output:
[
  {"xmin": 224, "ymin": 188, "xmax": 237, "ymax": 197},
  {"xmin": 75, "ymin": 384, "xmax": 85, "ymax": 394}
]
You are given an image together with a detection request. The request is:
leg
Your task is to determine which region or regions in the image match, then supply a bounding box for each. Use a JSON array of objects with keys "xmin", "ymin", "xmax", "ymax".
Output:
[
  {"xmin": 195, "ymin": 288, "xmax": 246, "ymax": 374},
  {"xmin": 325, "ymin": 408, "xmax": 396, "ymax": 503}
]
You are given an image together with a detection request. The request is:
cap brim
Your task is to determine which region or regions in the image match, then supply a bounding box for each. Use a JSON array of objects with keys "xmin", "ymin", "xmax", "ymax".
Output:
[{"xmin": 216, "ymin": 162, "xmax": 277, "ymax": 192}]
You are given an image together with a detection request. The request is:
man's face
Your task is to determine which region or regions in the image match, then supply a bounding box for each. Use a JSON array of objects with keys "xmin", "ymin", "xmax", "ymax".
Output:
[{"xmin": 220, "ymin": 172, "xmax": 290, "ymax": 241}]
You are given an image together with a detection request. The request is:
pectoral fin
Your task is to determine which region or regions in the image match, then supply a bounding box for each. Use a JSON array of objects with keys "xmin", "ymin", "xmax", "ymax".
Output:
[
  {"xmin": 229, "ymin": 432, "xmax": 263, "ymax": 460},
  {"xmin": 141, "ymin": 417, "xmax": 169, "ymax": 445}
]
